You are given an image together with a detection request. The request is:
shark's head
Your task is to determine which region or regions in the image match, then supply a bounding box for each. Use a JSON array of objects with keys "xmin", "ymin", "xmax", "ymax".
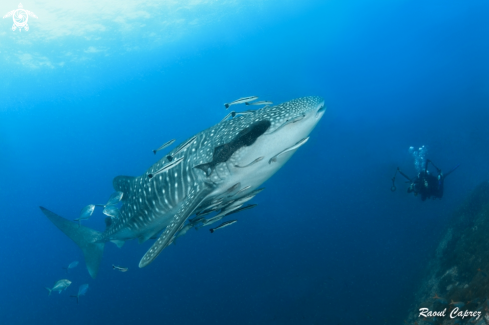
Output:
[
  {"xmin": 262, "ymin": 96, "xmax": 325, "ymax": 136},
  {"xmin": 208, "ymin": 96, "xmax": 326, "ymax": 196}
]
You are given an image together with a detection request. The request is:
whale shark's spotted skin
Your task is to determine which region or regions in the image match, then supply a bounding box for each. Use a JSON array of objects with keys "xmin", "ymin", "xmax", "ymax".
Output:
[
  {"xmin": 106, "ymin": 96, "xmax": 323, "ymax": 240},
  {"xmin": 41, "ymin": 96, "xmax": 326, "ymax": 275}
]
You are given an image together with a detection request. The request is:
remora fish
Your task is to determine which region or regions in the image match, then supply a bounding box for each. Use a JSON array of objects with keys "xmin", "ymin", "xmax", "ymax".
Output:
[
  {"xmin": 267, "ymin": 113, "xmax": 305, "ymax": 135},
  {"xmin": 70, "ymin": 284, "xmax": 89, "ymax": 304},
  {"xmin": 175, "ymin": 223, "xmax": 194, "ymax": 238},
  {"xmin": 200, "ymin": 215, "xmax": 225, "ymax": 228},
  {"xmin": 269, "ymin": 137, "xmax": 309, "ymax": 164},
  {"xmin": 227, "ymin": 191, "xmax": 259, "ymax": 207},
  {"xmin": 245, "ymin": 100, "xmax": 272, "ymax": 106},
  {"xmin": 232, "ymin": 185, "xmax": 252, "ymax": 197},
  {"xmin": 148, "ymin": 156, "xmax": 184, "ymax": 179},
  {"xmin": 40, "ymin": 96, "xmax": 326, "ymax": 278},
  {"xmin": 210, "ymin": 220, "xmax": 237, "ymax": 233},
  {"xmin": 224, "ymin": 96, "xmax": 258, "ymax": 109},
  {"xmin": 153, "ymin": 139, "xmax": 175, "ymax": 155},
  {"xmin": 235, "ymin": 157, "xmax": 263, "ymax": 168},
  {"xmin": 166, "ymin": 136, "xmax": 197, "ymax": 162},
  {"xmin": 224, "ymin": 204, "xmax": 257, "ymax": 217},
  {"xmin": 173, "ymin": 221, "xmax": 198, "ymax": 244},
  {"xmin": 63, "ymin": 261, "xmax": 79, "ymax": 273},
  {"xmin": 205, "ymin": 198, "xmax": 224, "ymax": 209},
  {"xmin": 112, "ymin": 265, "xmax": 128, "ymax": 272},
  {"xmin": 221, "ymin": 111, "xmax": 236, "ymax": 123},
  {"xmin": 46, "ymin": 279, "xmax": 71, "ymax": 296},
  {"xmin": 188, "ymin": 215, "xmax": 206, "ymax": 224},
  {"xmin": 196, "ymin": 206, "xmax": 219, "ymax": 217},
  {"xmin": 221, "ymin": 111, "xmax": 255, "ymax": 123},
  {"xmin": 224, "ymin": 183, "xmax": 241, "ymax": 195},
  {"xmin": 202, "ymin": 204, "xmax": 244, "ymax": 227}
]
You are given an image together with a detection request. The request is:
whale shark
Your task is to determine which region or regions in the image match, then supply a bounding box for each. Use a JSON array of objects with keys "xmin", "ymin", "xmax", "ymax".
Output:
[{"xmin": 40, "ymin": 96, "xmax": 326, "ymax": 278}]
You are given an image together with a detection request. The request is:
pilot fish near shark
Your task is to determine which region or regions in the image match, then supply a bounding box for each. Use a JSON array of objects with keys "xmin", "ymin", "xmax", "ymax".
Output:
[{"xmin": 40, "ymin": 96, "xmax": 326, "ymax": 278}]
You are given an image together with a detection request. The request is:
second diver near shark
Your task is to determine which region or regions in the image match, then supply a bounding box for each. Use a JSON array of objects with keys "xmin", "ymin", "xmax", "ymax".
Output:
[
  {"xmin": 40, "ymin": 96, "xmax": 326, "ymax": 278},
  {"xmin": 392, "ymin": 158, "xmax": 459, "ymax": 201}
]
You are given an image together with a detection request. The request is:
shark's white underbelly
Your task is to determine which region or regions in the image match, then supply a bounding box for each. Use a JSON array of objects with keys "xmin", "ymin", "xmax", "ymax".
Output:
[{"xmin": 213, "ymin": 112, "xmax": 320, "ymax": 198}]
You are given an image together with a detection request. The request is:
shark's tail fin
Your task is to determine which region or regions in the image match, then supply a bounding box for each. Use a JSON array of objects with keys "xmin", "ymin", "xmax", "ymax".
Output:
[
  {"xmin": 40, "ymin": 207, "xmax": 105, "ymax": 278},
  {"xmin": 45, "ymin": 287, "xmax": 52, "ymax": 296}
]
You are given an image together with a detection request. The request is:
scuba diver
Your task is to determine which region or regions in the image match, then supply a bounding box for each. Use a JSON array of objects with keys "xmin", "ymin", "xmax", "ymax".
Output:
[{"xmin": 391, "ymin": 159, "xmax": 459, "ymax": 201}]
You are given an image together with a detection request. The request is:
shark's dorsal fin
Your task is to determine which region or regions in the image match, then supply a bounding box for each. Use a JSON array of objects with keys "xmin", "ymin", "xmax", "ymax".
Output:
[
  {"xmin": 138, "ymin": 185, "xmax": 213, "ymax": 268},
  {"xmin": 112, "ymin": 176, "xmax": 135, "ymax": 201}
]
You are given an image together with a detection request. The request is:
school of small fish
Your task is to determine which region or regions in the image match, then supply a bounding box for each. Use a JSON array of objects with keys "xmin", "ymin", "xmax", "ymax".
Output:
[{"xmin": 47, "ymin": 259, "xmax": 126, "ymax": 303}]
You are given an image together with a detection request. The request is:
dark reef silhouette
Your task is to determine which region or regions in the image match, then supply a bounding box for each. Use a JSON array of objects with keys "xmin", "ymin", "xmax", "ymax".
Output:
[{"xmin": 407, "ymin": 181, "xmax": 489, "ymax": 324}]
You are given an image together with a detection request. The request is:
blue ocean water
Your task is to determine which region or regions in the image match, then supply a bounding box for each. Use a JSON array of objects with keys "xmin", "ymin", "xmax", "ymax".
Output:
[{"xmin": 1, "ymin": 0, "xmax": 488, "ymax": 324}]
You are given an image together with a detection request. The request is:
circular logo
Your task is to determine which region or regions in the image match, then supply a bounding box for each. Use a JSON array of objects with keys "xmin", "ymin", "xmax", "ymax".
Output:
[{"xmin": 13, "ymin": 9, "xmax": 28, "ymax": 28}]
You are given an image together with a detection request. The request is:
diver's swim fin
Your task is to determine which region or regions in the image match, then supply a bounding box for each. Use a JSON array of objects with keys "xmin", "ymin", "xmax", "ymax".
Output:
[{"xmin": 444, "ymin": 164, "xmax": 460, "ymax": 178}]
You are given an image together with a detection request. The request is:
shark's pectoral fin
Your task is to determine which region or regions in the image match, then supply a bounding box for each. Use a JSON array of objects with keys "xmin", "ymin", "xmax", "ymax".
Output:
[
  {"xmin": 110, "ymin": 240, "xmax": 125, "ymax": 248},
  {"xmin": 137, "ymin": 226, "xmax": 166, "ymax": 244},
  {"xmin": 139, "ymin": 185, "xmax": 213, "ymax": 268},
  {"xmin": 137, "ymin": 232, "xmax": 157, "ymax": 244}
]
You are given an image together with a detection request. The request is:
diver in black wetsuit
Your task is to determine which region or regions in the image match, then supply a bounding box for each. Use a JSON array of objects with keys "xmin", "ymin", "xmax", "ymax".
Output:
[{"xmin": 392, "ymin": 160, "xmax": 459, "ymax": 201}]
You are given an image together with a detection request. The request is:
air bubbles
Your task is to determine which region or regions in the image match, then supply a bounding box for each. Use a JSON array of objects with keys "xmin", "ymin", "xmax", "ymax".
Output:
[{"xmin": 409, "ymin": 145, "xmax": 427, "ymax": 173}]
